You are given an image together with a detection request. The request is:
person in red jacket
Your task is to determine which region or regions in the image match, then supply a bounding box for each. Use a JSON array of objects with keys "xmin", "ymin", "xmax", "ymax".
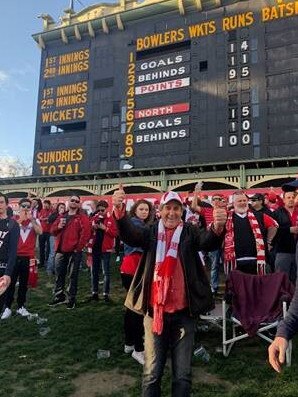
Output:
[
  {"xmin": 87, "ymin": 200, "xmax": 117, "ymax": 303},
  {"xmin": 49, "ymin": 195, "xmax": 91, "ymax": 309},
  {"xmin": 1, "ymin": 198, "xmax": 42, "ymax": 319},
  {"xmin": 38, "ymin": 199, "xmax": 53, "ymax": 268}
]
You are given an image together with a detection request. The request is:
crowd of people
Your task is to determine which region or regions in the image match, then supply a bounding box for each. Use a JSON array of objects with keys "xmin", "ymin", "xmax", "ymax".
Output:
[{"xmin": 1, "ymin": 183, "xmax": 298, "ymax": 396}]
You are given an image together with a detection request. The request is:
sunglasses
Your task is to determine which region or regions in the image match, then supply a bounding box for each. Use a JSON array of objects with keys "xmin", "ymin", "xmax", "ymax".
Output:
[
  {"xmin": 97, "ymin": 209, "xmax": 106, "ymax": 213},
  {"xmin": 212, "ymin": 197, "xmax": 223, "ymax": 201},
  {"xmin": 251, "ymin": 199, "xmax": 261, "ymax": 202},
  {"xmin": 70, "ymin": 199, "xmax": 80, "ymax": 204},
  {"xmin": 21, "ymin": 204, "xmax": 31, "ymax": 209}
]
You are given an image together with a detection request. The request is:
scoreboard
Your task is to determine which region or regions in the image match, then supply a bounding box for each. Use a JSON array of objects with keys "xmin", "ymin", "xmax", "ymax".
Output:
[{"xmin": 32, "ymin": 0, "xmax": 298, "ymax": 176}]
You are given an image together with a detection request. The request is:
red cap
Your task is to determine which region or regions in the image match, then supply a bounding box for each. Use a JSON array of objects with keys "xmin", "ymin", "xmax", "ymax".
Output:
[{"xmin": 268, "ymin": 192, "xmax": 277, "ymax": 202}]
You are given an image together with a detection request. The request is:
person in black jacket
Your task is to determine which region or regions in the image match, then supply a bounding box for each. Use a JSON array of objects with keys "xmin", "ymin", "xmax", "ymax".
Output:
[
  {"xmin": 112, "ymin": 186, "xmax": 226, "ymax": 397},
  {"xmin": 250, "ymin": 193, "xmax": 273, "ymax": 216},
  {"xmin": 0, "ymin": 193, "xmax": 20, "ymax": 314},
  {"xmin": 272, "ymin": 191, "xmax": 298, "ymax": 283},
  {"xmin": 268, "ymin": 276, "xmax": 298, "ymax": 372}
]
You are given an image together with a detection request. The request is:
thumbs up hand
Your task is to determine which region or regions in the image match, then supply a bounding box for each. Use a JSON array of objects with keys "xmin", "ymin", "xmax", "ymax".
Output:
[{"xmin": 112, "ymin": 183, "xmax": 126, "ymax": 209}]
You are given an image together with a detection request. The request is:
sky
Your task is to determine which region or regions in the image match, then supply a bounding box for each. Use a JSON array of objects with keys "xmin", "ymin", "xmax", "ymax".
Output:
[{"xmin": 0, "ymin": 0, "xmax": 104, "ymax": 164}]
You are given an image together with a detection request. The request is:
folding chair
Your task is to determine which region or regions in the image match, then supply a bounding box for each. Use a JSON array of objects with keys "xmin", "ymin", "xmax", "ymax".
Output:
[{"xmin": 222, "ymin": 270, "xmax": 294, "ymax": 366}]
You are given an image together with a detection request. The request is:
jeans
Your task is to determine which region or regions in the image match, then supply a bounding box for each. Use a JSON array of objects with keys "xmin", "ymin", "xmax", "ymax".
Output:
[
  {"xmin": 91, "ymin": 251, "xmax": 111, "ymax": 295},
  {"xmin": 39, "ymin": 232, "xmax": 51, "ymax": 267},
  {"xmin": 209, "ymin": 249, "xmax": 222, "ymax": 292},
  {"xmin": 45, "ymin": 235, "xmax": 55, "ymax": 275},
  {"xmin": 142, "ymin": 310, "xmax": 195, "ymax": 397},
  {"xmin": 275, "ymin": 253, "xmax": 297, "ymax": 284},
  {"xmin": 5, "ymin": 256, "xmax": 30, "ymax": 309},
  {"xmin": 54, "ymin": 252, "xmax": 82, "ymax": 301}
]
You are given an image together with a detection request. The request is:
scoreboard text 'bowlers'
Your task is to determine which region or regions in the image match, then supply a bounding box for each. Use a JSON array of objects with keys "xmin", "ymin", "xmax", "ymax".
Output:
[{"xmin": 33, "ymin": 0, "xmax": 298, "ymax": 176}]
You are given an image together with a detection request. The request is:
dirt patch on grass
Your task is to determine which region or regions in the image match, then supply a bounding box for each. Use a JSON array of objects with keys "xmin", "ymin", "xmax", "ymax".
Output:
[
  {"xmin": 193, "ymin": 367, "xmax": 233, "ymax": 389},
  {"xmin": 70, "ymin": 369, "xmax": 136, "ymax": 397}
]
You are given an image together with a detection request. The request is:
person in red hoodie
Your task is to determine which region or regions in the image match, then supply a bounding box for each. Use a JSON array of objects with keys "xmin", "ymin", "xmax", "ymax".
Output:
[
  {"xmin": 38, "ymin": 200, "xmax": 53, "ymax": 268},
  {"xmin": 49, "ymin": 195, "xmax": 91, "ymax": 309},
  {"xmin": 87, "ymin": 200, "xmax": 117, "ymax": 303},
  {"xmin": 1, "ymin": 198, "xmax": 42, "ymax": 319}
]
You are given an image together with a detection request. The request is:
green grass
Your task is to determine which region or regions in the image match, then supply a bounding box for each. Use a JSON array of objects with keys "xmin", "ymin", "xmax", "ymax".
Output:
[{"xmin": 1, "ymin": 259, "xmax": 297, "ymax": 397}]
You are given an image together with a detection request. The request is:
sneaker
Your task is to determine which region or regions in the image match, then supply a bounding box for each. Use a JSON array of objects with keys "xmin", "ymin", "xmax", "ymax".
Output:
[
  {"xmin": 103, "ymin": 294, "xmax": 110, "ymax": 303},
  {"xmin": 87, "ymin": 293, "xmax": 99, "ymax": 302},
  {"xmin": 124, "ymin": 345, "xmax": 134, "ymax": 354},
  {"xmin": 66, "ymin": 300, "xmax": 76, "ymax": 310},
  {"xmin": 132, "ymin": 350, "xmax": 145, "ymax": 365},
  {"xmin": 1, "ymin": 308, "xmax": 12, "ymax": 320},
  {"xmin": 48, "ymin": 295, "xmax": 67, "ymax": 307},
  {"xmin": 16, "ymin": 307, "xmax": 30, "ymax": 317}
]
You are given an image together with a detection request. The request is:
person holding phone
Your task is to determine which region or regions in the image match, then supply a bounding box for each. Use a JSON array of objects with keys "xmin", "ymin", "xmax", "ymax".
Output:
[{"xmin": 87, "ymin": 200, "xmax": 117, "ymax": 303}]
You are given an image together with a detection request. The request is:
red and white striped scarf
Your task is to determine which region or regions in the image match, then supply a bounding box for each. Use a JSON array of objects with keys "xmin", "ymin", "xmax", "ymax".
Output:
[
  {"xmin": 152, "ymin": 220, "xmax": 183, "ymax": 335},
  {"xmin": 224, "ymin": 210, "xmax": 266, "ymax": 275}
]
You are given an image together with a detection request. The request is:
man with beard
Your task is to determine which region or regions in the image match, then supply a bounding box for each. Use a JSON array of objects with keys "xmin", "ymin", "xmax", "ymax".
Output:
[
  {"xmin": 224, "ymin": 191, "xmax": 278, "ymax": 275},
  {"xmin": 49, "ymin": 195, "xmax": 91, "ymax": 309}
]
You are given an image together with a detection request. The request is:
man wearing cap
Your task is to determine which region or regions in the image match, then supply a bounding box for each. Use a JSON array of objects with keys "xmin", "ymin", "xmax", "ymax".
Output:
[
  {"xmin": 112, "ymin": 187, "xmax": 226, "ymax": 397},
  {"xmin": 49, "ymin": 195, "xmax": 91, "ymax": 309},
  {"xmin": 272, "ymin": 191, "xmax": 298, "ymax": 283},
  {"xmin": 250, "ymin": 193, "xmax": 273, "ymax": 216}
]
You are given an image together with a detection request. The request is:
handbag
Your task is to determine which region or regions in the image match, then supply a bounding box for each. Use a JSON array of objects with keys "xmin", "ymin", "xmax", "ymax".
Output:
[{"xmin": 124, "ymin": 254, "xmax": 146, "ymax": 315}]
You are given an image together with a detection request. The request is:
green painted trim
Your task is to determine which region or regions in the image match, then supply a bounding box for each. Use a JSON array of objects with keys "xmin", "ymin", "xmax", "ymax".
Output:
[{"xmin": 32, "ymin": 0, "xmax": 250, "ymax": 44}]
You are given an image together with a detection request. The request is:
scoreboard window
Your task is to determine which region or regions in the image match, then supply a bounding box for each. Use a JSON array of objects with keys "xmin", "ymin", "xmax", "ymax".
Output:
[
  {"xmin": 199, "ymin": 61, "xmax": 208, "ymax": 71},
  {"xmin": 101, "ymin": 117, "xmax": 109, "ymax": 129},
  {"xmin": 101, "ymin": 131, "xmax": 108, "ymax": 143},
  {"xmin": 112, "ymin": 115, "xmax": 120, "ymax": 128}
]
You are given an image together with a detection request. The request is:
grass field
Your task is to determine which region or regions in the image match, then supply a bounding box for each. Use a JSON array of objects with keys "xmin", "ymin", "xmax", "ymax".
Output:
[{"xmin": 1, "ymin": 259, "xmax": 297, "ymax": 397}]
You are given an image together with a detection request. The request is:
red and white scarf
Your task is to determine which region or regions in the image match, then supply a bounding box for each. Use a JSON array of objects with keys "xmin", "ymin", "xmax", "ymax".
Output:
[
  {"xmin": 152, "ymin": 220, "xmax": 183, "ymax": 335},
  {"xmin": 224, "ymin": 210, "xmax": 266, "ymax": 275}
]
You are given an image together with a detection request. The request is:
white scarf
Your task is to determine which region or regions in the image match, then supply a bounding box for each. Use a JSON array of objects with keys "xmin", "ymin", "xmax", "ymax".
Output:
[{"xmin": 152, "ymin": 219, "xmax": 183, "ymax": 334}]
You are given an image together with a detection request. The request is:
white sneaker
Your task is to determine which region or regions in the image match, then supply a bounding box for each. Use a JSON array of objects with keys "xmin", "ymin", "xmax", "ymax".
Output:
[
  {"xmin": 124, "ymin": 344, "xmax": 134, "ymax": 354},
  {"xmin": 16, "ymin": 307, "xmax": 30, "ymax": 317},
  {"xmin": 132, "ymin": 350, "xmax": 145, "ymax": 365},
  {"xmin": 1, "ymin": 308, "xmax": 12, "ymax": 320}
]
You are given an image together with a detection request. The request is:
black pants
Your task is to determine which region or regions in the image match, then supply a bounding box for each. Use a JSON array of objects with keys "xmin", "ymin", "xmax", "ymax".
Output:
[
  {"xmin": 0, "ymin": 268, "xmax": 7, "ymax": 312},
  {"xmin": 54, "ymin": 252, "xmax": 82, "ymax": 301},
  {"xmin": 39, "ymin": 232, "xmax": 51, "ymax": 267},
  {"xmin": 5, "ymin": 256, "xmax": 30, "ymax": 309},
  {"xmin": 121, "ymin": 273, "xmax": 144, "ymax": 352}
]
